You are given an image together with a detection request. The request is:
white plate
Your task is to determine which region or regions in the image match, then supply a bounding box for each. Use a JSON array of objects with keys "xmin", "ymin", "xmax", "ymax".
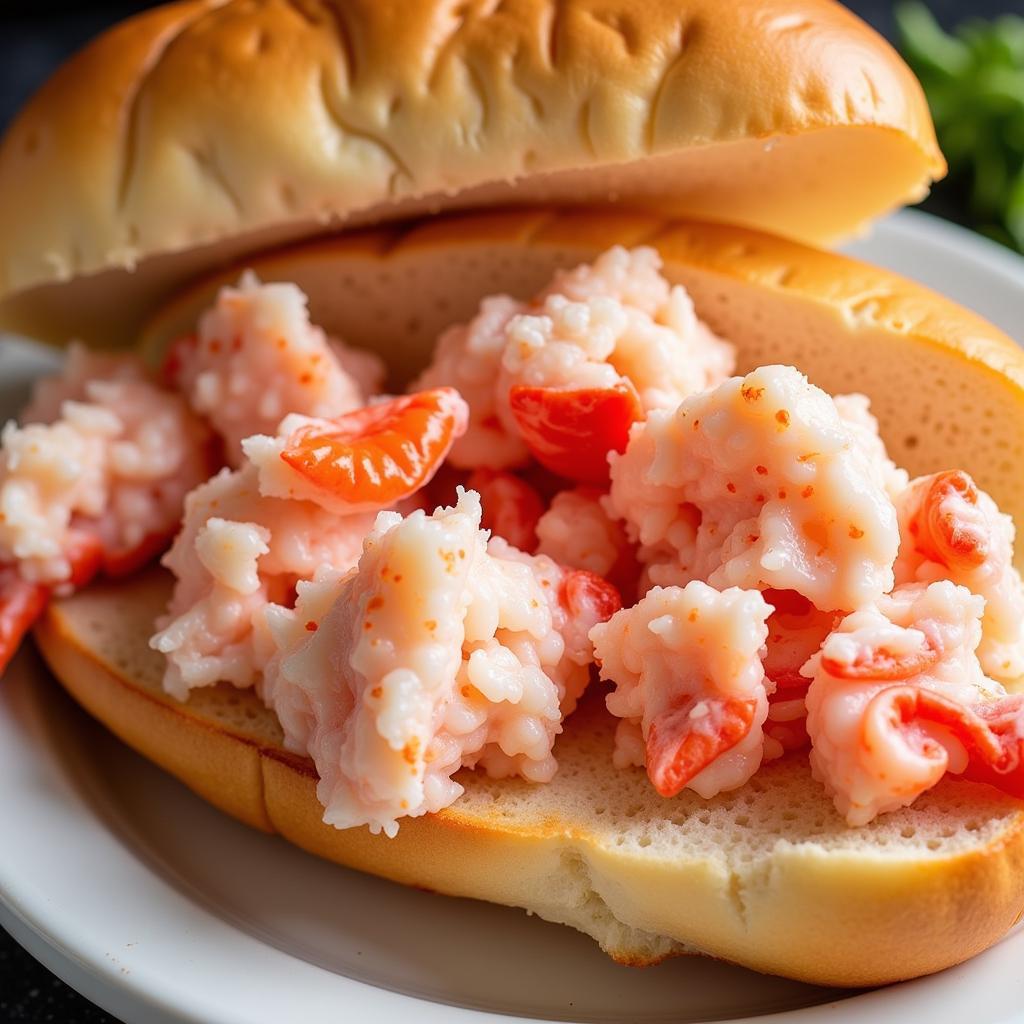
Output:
[{"xmin": 2, "ymin": 210, "xmax": 1024, "ymax": 1024}]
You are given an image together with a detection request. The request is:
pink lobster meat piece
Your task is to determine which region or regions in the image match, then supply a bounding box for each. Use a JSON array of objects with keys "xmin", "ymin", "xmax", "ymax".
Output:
[
  {"xmin": 895, "ymin": 469, "xmax": 1024, "ymax": 684},
  {"xmin": 805, "ymin": 581, "xmax": 1024, "ymax": 825},
  {"xmin": 591, "ymin": 581, "xmax": 773, "ymax": 799}
]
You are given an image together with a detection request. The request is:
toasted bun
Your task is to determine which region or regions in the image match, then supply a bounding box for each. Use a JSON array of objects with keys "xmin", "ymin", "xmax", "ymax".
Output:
[
  {"xmin": 31, "ymin": 214, "xmax": 1024, "ymax": 985},
  {"xmin": 0, "ymin": 0, "xmax": 943, "ymax": 346},
  {"xmin": 35, "ymin": 569, "xmax": 1024, "ymax": 986}
]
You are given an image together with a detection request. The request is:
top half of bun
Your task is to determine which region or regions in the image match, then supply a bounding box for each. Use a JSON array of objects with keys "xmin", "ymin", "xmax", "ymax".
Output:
[{"xmin": 0, "ymin": 0, "xmax": 944, "ymax": 347}]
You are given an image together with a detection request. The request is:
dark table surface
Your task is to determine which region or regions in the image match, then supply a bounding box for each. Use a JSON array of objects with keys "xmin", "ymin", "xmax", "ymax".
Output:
[{"xmin": 0, "ymin": 1, "xmax": 1019, "ymax": 1021}]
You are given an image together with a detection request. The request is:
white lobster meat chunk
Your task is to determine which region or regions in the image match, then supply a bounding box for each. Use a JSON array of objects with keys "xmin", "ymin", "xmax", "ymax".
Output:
[
  {"xmin": 591, "ymin": 582, "xmax": 773, "ymax": 799},
  {"xmin": 261, "ymin": 490, "xmax": 619, "ymax": 836},
  {"xmin": 607, "ymin": 365, "xmax": 900, "ymax": 612}
]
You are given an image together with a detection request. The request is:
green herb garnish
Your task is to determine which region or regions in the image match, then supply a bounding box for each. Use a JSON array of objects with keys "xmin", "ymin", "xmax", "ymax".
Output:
[{"xmin": 896, "ymin": 1, "xmax": 1024, "ymax": 251}]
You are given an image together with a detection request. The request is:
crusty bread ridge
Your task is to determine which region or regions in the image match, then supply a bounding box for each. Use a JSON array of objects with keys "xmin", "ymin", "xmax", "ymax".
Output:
[
  {"xmin": 0, "ymin": 0, "xmax": 943, "ymax": 346},
  {"xmin": 30, "ymin": 212, "xmax": 1024, "ymax": 985},
  {"xmin": 35, "ymin": 570, "xmax": 1024, "ymax": 986}
]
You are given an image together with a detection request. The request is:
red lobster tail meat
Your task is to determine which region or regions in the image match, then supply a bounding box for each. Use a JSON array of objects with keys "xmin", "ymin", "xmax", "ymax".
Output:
[
  {"xmin": 646, "ymin": 695, "xmax": 759, "ymax": 798},
  {"xmin": 909, "ymin": 470, "xmax": 989, "ymax": 570},
  {"xmin": 0, "ymin": 568, "xmax": 49, "ymax": 676},
  {"xmin": 280, "ymin": 388, "xmax": 469, "ymax": 507},
  {"xmin": 866, "ymin": 687, "xmax": 1024, "ymax": 799},
  {"xmin": 508, "ymin": 383, "xmax": 642, "ymax": 485},
  {"xmin": 560, "ymin": 568, "xmax": 622, "ymax": 624},
  {"xmin": 468, "ymin": 469, "xmax": 545, "ymax": 552},
  {"xmin": 820, "ymin": 636, "xmax": 940, "ymax": 682}
]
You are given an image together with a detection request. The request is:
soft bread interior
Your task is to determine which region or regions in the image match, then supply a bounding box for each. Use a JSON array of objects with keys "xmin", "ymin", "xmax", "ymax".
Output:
[
  {"xmin": 36, "ymin": 570, "xmax": 1024, "ymax": 986},
  {"xmin": 141, "ymin": 209, "xmax": 1024, "ymax": 558}
]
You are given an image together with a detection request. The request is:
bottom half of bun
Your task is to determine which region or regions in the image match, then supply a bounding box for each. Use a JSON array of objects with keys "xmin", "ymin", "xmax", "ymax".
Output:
[{"xmin": 33, "ymin": 569, "xmax": 1024, "ymax": 987}]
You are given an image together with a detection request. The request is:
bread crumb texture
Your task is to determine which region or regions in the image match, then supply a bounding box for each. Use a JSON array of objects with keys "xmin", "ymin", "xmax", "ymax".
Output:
[
  {"xmin": 67, "ymin": 570, "xmax": 1018, "ymax": 862},
  {"xmin": 43, "ymin": 569, "xmax": 1024, "ymax": 982},
  {"xmin": 457, "ymin": 700, "xmax": 1019, "ymax": 858}
]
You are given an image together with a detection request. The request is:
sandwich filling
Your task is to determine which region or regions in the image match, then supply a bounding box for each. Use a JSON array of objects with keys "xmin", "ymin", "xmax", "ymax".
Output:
[
  {"xmin": 6, "ymin": 247, "xmax": 1024, "ymax": 830},
  {"xmin": 261, "ymin": 489, "xmax": 617, "ymax": 836}
]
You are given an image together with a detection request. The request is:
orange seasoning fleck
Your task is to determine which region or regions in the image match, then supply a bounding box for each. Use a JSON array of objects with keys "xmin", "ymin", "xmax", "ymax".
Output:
[
  {"xmin": 755, "ymin": 465, "xmax": 768, "ymax": 475},
  {"xmin": 371, "ymin": 686, "xmax": 383, "ymax": 698},
  {"xmin": 403, "ymin": 738, "xmax": 421, "ymax": 765},
  {"xmin": 801, "ymin": 485, "xmax": 814, "ymax": 498},
  {"xmin": 393, "ymin": 573, "xmax": 403, "ymax": 583},
  {"xmin": 424, "ymin": 619, "xmax": 437, "ymax": 631},
  {"xmin": 741, "ymin": 385, "xmax": 764, "ymax": 403},
  {"xmin": 299, "ymin": 372, "xmax": 313, "ymax": 385},
  {"xmin": 755, "ymin": 493, "xmax": 766, "ymax": 503},
  {"xmin": 276, "ymin": 338, "xmax": 288, "ymax": 350},
  {"xmin": 849, "ymin": 525, "xmax": 865, "ymax": 539},
  {"xmin": 778, "ymin": 489, "xmax": 787, "ymax": 500},
  {"xmin": 747, "ymin": 534, "xmax": 759, "ymax": 544},
  {"xmin": 776, "ymin": 409, "xmax": 790, "ymax": 428},
  {"xmin": 688, "ymin": 608, "xmax": 699, "ymax": 622},
  {"xmin": 726, "ymin": 482, "xmax": 737, "ymax": 493},
  {"xmin": 208, "ymin": 339, "xmax": 222, "ymax": 354},
  {"xmin": 231, "ymin": 337, "xmax": 243, "ymax": 352},
  {"xmin": 305, "ymin": 620, "xmax": 318, "ymax": 632},
  {"xmin": 367, "ymin": 596, "xmax": 384, "ymax": 611},
  {"xmin": 798, "ymin": 452, "xmax": 819, "ymax": 463}
]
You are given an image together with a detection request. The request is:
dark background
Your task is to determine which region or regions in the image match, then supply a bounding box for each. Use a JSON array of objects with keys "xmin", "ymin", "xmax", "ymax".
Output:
[{"xmin": 0, "ymin": 1, "xmax": 1018, "ymax": 1021}]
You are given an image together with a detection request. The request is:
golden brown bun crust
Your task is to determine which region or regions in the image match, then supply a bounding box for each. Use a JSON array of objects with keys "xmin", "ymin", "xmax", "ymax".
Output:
[
  {"xmin": 0, "ymin": 0, "xmax": 943, "ymax": 345},
  {"xmin": 34, "ymin": 570, "xmax": 1024, "ymax": 987}
]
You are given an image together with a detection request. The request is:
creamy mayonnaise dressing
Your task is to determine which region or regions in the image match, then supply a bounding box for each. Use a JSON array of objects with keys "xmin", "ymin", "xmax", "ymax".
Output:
[
  {"xmin": 535, "ymin": 487, "xmax": 632, "ymax": 581},
  {"xmin": 171, "ymin": 273, "xmax": 385, "ymax": 464},
  {"xmin": 0, "ymin": 348, "xmax": 211, "ymax": 586},
  {"xmin": 591, "ymin": 582, "xmax": 773, "ymax": 798},
  {"xmin": 151, "ymin": 440, "xmax": 377, "ymax": 700},
  {"xmin": 894, "ymin": 471, "xmax": 1024, "ymax": 685},
  {"xmin": 414, "ymin": 247, "xmax": 734, "ymax": 469},
  {"xmin": 804, "ymin": 581, "xmax": 1007, "ymax": 825},
  {"xmin": 606, "ymin": 365, "xmax": 900, "ymax": 612},
  {"xmin": 261, "ymin": 490, "xmax": 611, "ymax": 835},
  {"xmin": 832, "ymin": 393, "xmax": 910, "ymax": 502}
]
